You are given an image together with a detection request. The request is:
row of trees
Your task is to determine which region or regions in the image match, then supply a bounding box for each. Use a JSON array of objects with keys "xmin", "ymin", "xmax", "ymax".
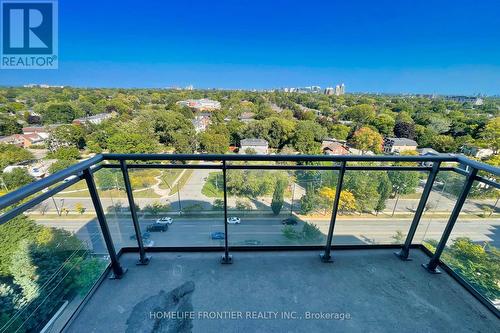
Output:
[{"xmin": 2, "ymin": 86, "xmax": 499, "ymax": 158}]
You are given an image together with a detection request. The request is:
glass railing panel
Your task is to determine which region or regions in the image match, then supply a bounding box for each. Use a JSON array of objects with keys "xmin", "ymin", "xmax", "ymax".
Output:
[
  {"xmin": 426, "ymin": 179, "xmax": 499, "ymax": 309},
  {"xmin": 225, "ymin": 164, "xmax": 333, "ymax": 246},
  {"xmin": 0, "ymin": 179, "xmax": 110, "ymax": 333},
  {"xmin": 128, "ymin": 163, "xmax": 224, "ymax": 247},
  {"xmin": 416, "ymin": 170, "xmax": 467, "ymax": 249},
  {"xmin": 333, "ymin": 164, "xmax": 426, "ymax": 245}
]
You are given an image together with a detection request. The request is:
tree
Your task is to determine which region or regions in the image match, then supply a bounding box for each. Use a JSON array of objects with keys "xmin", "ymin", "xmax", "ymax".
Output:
[
  {"xmin": 43, "ymin": 103, "xmax": 76, "ymax": 123},
  {"xmin": 480, "ymin": 117, "xmax": 500, "ymax": 153},
  {"xmin": 394, "ymin": 121, "xmax": 416, "ymax": 140},
  {"xmin": 147, "ymin": 111, "xmax": 195, "ymax": 147},
  {"xmin": 107, "ymin": 131, "xmax": 159, "ymax": 153},
  {"xmin": 49, "ymin": 159, "xmax": 77, "ymax": 174},
  {"xmin": 291, "ymin": 121, "xmax": 327, "ymax": 154},
  {"xmin": 47, "ymin": 124, "xmax": 85, "ymax": 150},
  {"xmin": 271, "ymin": 179, "xmax": 286, "ymax": 215},
  {"xmin": 341, "ymin": 104, "xmax": 376, "ymax": 124},
  {"xmin": 1, "ymin": 168, "xmax": 34, "ymax": 190},
  {"xmin": 212, "ymin": 199, "xmax": 224, "ymax": 211},
  {"xmin": 95, "ymin": 169, "xmax": 125, "ymax": 190},
  {"xmin": 75, "ymin": 203, "xmax": 86, "ymax": 214},
  {"xmin": 351, "ymin": 127, "xmax": 383, "ymax": 154},
  {"xmin": 343, "ymin": 171, "xmax": 380, "ymax": 213},
  {"xmin": 372, "ymin": 114, "xmax": 395, "ymax": 136},
  {"xmin": 388, "ymin": 170, "xmax": 420, "ymax": 216},
  {"xmin": 47, "ymin": 146, "xmax": 80, "ymax": 160},
  {"xmin": 199, "ymin": 130, "xmax": 229, "ymax": 154},
  {"xmin": 0, "ymin": 144, "xmax": 34, "ymax": 170},
  {"xmin": 0, "ymin": 115, "xmax": 22, "ymax": 136},
  {"xmin": 430, "ymin": 135, "xmax": 457, "ymax": 153},
  {"xmin": 172, "ymin": 132, "xmax": 195, "ymax": 154},
  {"xmin": 318, "ymin": 187, "xmax": 356, "ymax": 214},
  {"xmin": 329, "ymin": 124, "xmax": 351, "ymax": 140},
  {"xmin": 374, "ymin": 173, "xmax": 392, "ymax": 215}
]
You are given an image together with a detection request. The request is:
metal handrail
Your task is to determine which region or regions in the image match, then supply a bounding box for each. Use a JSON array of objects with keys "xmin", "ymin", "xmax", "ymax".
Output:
[{"xmin": 0, "ymin": 152, "xmax": 499, "ymax": 319}]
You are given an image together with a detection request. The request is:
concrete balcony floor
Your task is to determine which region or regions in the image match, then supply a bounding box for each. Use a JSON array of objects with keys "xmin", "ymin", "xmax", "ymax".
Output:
[{"xmin": 67, "ymin": 249, "xmax": 498, "ymax": 333}]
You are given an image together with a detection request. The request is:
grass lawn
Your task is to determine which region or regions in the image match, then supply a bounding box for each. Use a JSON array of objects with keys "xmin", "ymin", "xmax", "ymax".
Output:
[
  {"xmin": 159, "ymin": 169, "xmax": 182, "ymax": 190},
  {"xmin": 201, "ymin": 172, "xmax": 224, "ymax": 197},
  {"xmin": 56, "ymin": 188, "xmax": 160, "ymax": 198}
]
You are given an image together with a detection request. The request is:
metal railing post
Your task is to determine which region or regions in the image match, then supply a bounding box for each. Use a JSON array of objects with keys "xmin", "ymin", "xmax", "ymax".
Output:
[
  {"xmin": 83, "ymin": 168, "xmax": 127, "ymax": 279},
  {"xmin": 396, "ymin": 161, "xmax": 441, "ymax": 260},
  {"xmin": 320, "ymin": 161, "xmax": 347, "ymax": 263},
  {"xmin": 221, "ymin": 160, "xmax": 232, "ymax": 264},
  {"xmin": 423, "ymin": 167, "xmax": 478, "ymax": 273},
  {"xmin": 119, "ymin": 160, "xmax": 150, "ymax": 265}
]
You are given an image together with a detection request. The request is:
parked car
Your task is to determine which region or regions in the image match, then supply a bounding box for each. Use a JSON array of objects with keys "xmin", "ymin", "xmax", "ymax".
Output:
[
  {"xmin": 243, "ymin": 240, "xmax": 262, "ymax": 245},
  {"xmin": 227, "ymin": 217, "xmax": 241, "ymax": 224},
  {"xmin": 211, "ymin": 231, "xmax": 225, "ymax": 240},
  {"xmin": 282, "ymin": 217, "xmax": 298, "ymax": 225},
  {"xmin": 147, "ymin": 223, "xmax": 168, "ymax": 232},
  {"xmin": 129, "ymin": 232, "xmax": 151, "ymax": 240},
  {"xmin": 156, "ymin": 217, "xmax": 173, "ymax": 224},
  {"xmin": 143, "ymin": 239, "xmax": 155, "ymax": 247}
]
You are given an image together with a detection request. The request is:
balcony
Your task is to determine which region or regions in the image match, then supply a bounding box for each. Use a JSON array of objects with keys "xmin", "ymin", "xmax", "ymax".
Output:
[{"xmin": 0, "ymin": 154, "xmax": 499, "ymax": 332}]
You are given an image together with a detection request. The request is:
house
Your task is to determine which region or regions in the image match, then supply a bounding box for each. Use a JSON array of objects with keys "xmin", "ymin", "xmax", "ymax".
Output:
[
  {"xmin": 73, "ymin": 113, "xmax": 114, "ymax": 125},
  {"xmin": 321, "ymin": 139, "xmax": 349, "ymax": 155},
  {"xmin": 0, "ymin": 133, "xmax": 45, "ymax": 148},
  {"xmin": 192, "ymin": 114, "xmax": 211, "ymax": 133},
  {"xmin": 417, "ymin": 147, "xmax": 445, "ymax": 167},
  {"xmin": 460, "ymin": 145, "xmax": 494, "ymax": 159},
  {"xmin": 176, "ymin": 99, "xmax": 221, "ymax": 111},
  {"xmin": 383, "ymin": 137, "xmax": 418, "ymax": 154},
  {"xmin": 239, "ymin": 112, "xmax": 256, "ymax": 124},
  {"xmin": 0, "ymin": 134, "xmax": 24, "ymax": 147},
  {"xmin": 21, "ymin": 133, "xmax": 45, "ymax": 147},
  {"xmin": 239, "ymin": 139, "xmax": 269, "ymax": 154}
]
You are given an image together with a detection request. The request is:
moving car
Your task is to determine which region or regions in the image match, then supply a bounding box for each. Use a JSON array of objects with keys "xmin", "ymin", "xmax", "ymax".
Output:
[
  {"xmin": 129, "ymin": 232, "xmax": 151, "ymax": 240},
  {"xmin": 156, "ymin": 217, "xmax": 173, "ymax": 224},
  {"xmin": 211, "ymin": 231, "xmax": 225, "ymax": 240},
  {"xmin": 282, "ymin": 217, "xmax": 298, "ymax": 225},
  {"xmin": 244, "ymin": 240, "xmax": 262, "ymax": 245},
  {"xmin": 147, "ymin": 223, "xmax": 168, "ymax": 232},
  {"xmin": 227, "ymin": 217, "xmax": 241, "ymax": 224}
]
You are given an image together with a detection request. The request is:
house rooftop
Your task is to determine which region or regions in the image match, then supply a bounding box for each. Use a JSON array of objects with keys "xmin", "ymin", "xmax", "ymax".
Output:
[
  {"xmin": 240, "ymin": 138, "xmax": 268, "ymax": 146},
  {"xmin": 386, "ymin": 137, "xmax": 418, "ymax": 146},
  {"xmin": 67, "ymin": 249, "xmax": 499, "ymax": 333}
]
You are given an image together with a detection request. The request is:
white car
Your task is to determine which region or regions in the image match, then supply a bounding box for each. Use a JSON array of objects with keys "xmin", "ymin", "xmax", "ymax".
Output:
[
  {"xmin": 156, "ymin": 217, "xmax": 173, "ymax": 224},
  {"xmin": 227, "ymin": 217, "xmax": 241, "ymax": 224}
]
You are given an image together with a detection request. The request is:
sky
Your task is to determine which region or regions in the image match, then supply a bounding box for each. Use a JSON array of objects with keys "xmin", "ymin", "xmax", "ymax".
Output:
[{"xmin": 0, "ymin": 0, "xmax": 499, "ymax": 94}]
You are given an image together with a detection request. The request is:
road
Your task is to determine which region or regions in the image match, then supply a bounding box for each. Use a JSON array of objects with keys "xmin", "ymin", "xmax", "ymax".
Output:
[
  {"xmin": 35, "ymin": 216, "xmax": 500, "ymax": 255},
  {"xmin": 30, "ymin": 187, "xmax": 499, "ymax": 217}
]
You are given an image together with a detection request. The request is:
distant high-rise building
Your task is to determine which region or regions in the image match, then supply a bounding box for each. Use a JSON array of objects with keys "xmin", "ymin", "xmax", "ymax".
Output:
[
  {"xmin": 325, "ymin": 87, "xmax": 334, "ymax": 95},
  {"xmin": 340, "ymin": 83, "xmax": 345, "ymax": 95},
  {"xmin": 335, "ymin": 85, "xmax": 341, "ymax": 96}
]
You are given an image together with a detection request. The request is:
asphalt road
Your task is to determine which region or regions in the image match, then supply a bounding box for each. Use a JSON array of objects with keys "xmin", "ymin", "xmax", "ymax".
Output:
[{"xmin": 35, "ymin": 216, "xmax": 500, "ymax": 255}]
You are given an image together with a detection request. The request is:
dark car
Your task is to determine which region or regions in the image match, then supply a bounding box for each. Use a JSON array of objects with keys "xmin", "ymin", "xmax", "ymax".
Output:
[
  {"xmin": 147, "ymin": 223, "xmax": 168, "ymax": 232},
  {"xmin": 243, "ymin": 240, "xmax": 262, "ymax": 245},
  {"xmin": 211, "ymin": 231, "xmax": 225, "ymax": 240},
  {"xmin": 130, "ymin": 232, "xmax": 151, "ymax": 240},
  {"xmin": 282, "ymin": 217, "xmax": 298, "ymax": 225}
]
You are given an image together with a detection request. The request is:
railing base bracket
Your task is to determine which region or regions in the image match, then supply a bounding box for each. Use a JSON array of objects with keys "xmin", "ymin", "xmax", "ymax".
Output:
[
  {"xmin": 422, "ymin": 263, "xmax": 441, "ymax": 274},
  {"xmin": 221, "ymin": 255, "xmax": 233, "ymax": 264},
  {"xmin": 136, "ymin": 256, "xmax": 151, "ymax": 266},
  {"xmin": 109, "ymin": 267, "xmax": 128, "ymax": 280},
  {"xmin": 394, "ymin": 251, "xmax": 412, "ymax": 261},
  {"xmin": 320, "ymin": 253, "xmax": 334, "ymax": 263}
]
